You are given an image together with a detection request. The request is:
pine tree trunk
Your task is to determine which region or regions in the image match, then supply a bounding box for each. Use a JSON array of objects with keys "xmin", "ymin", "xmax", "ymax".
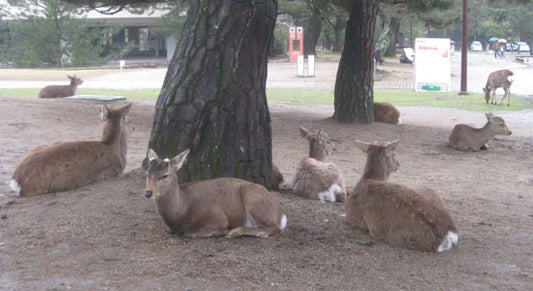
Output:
[
  {"xmin": 147, "ymin": 0, "xmax": 277, "ymax": 187},
  {"xmin": 333, "ymin": 0, "xmax": 377, "ymax": 123}
]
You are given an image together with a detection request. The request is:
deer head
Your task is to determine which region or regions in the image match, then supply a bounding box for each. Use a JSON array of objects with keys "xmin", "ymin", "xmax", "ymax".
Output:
[
  {"xmin": 144, "ymin": 148, "xmax": 190, "ymax": 199},
  {"xmin": 300, "ymin": 127, "xmax": 332, "ymax": 161}
]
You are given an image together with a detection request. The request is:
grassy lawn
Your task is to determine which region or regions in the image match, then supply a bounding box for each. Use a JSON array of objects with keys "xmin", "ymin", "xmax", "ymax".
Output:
[
  {"xmin": 266, "ymin": 88, "xmax": 532, "ymax": 111},
  {"xmin": 1, "ymin": 87, "xmax": 531, "ymax": 111}
]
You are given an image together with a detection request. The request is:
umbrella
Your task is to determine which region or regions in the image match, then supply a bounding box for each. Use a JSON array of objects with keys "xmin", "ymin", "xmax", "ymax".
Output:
[
  {"xmin": 498, "ymin": 39, "xmax": 507, "ymax": 43},
  {"xmin": 489, "ymin": 37, "xmax": 498, "ymax": 43}
]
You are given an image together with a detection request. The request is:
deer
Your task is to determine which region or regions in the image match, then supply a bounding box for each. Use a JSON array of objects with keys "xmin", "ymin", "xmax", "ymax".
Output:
[
  {"xmin": 38, "ymin": 74, "xmax": 84, "ymax": 98},
  {"xmin": 345, "ymin": 140, "xmax": 458, "ymax": 252},
  {"xmin": 144, "ymin": 149, "xmax": 287, "ymax": 238},
  {"xmin": 289, "ymin": 127, "xmax": 346, "ymax": 203},
  {"xmin": 374, "ymin": 102, "xmax": 401, "ymax": 125},
  {"xmin": 10, "ymin": 103, "xmax": 133, "ymax": 197},
  {"xmin": 482, "ymin": 69, "xmax": 513, "ymax": 106},
  {"xmin": 448, "ymin": 112, "xmax": 512, "ymax": 151},
  {"xmin": 270, "ymin": 164, "xmax": 284, "ymax": 191}
]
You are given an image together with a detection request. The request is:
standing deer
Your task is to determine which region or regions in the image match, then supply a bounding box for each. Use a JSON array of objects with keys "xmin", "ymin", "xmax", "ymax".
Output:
[
  {"xmin": 448, "ymin": 113, "xmax": 512, "ymax": 151},
  {"xmin": 346, "ymin": 140, "xmax": 458, "ymax": 252},
  {"xmin": 38, "ymin": 75, "xmax": 84, "ymax": 98},
  {"xmin": 482, "ymin": 69, "xmax": 513, "ymax": 106},
  {"xmin": 290, "ymin": 127, "xmax": 346, "ymax": 203},
  {"xmin": 144, "ymin": 149, "xmax": 287, "ymax": 238},
  {"xmin": 10, "ymin": 103, "xmax": 133, "ymax": 197},
  {"xmin": 374, "ymin": 102, "xmax": 401, "ymax": 125}
]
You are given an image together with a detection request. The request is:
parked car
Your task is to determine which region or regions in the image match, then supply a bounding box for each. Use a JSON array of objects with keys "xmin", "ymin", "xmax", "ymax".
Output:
[
  {"xmin": 517, "ymin": 42, "xmax": 531, "ymax": 54},
  {"xmin": 470, "ymin": 41, "xmax": 483, "ymax": 51}
]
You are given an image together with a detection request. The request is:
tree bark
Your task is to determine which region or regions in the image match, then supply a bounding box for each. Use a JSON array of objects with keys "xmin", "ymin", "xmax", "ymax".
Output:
[
  {"xmin": 147, "ymin": 0, "xmax": 277, "ymax": 187},
  {"xmin": 304, "ymin": 14, "xmax": 321, "ymax": 56},
  {"xmin": 333, "ymin": 0, "xmax": 377, "ymax": 123}
]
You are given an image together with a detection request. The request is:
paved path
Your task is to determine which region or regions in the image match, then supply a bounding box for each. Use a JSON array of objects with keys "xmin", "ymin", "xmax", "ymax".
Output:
[{"xmin": 0, "ymin": 52, "xmax": 531, "ymax": 95}]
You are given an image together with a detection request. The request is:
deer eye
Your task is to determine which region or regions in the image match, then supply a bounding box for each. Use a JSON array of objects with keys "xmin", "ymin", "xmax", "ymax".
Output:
[{"xmin": 160, "ymin": 173, "xmax": 169, "ymax": 180}]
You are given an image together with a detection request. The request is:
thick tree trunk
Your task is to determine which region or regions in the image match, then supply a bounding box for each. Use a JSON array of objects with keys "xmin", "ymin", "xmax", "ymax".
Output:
[
  {"xmin": 304, "ymin": 14, "xmax": 321, "ymax": 56},
  {"xmin": 333, "ymin": 0, "xmax": 377, "ymax": 123},
  {"xmin": 147, "ymin": 0, "xmax": 277, "ymax": 188}
]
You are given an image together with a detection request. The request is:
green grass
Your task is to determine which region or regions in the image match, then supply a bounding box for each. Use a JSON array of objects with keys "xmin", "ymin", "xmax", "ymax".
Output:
[
  {"xmin": 266, "ymin": 88, "xmax": 532, "ymax": 111},
  {"xmin": 0, "ymin": 88, "xmax": 161, "ymax": 100},
  {"xmin": 1, "ymin": 87, "xmax": 530, "ymax": 112}
]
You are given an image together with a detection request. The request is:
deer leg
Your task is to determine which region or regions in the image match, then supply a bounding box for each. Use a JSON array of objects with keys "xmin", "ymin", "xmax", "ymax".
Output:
[
  {"xmin": 183, "ymin": 208, "xmax": 230, "ymax": 238},
  {"xmin": 226, "ymin": 226, "xmax": 281, "ymax": 238}
]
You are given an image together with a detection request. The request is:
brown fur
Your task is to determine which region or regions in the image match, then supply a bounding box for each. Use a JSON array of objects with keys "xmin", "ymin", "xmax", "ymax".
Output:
[
  {"xmin": 38, "ymin": 75, "xmax": 83, "ymax": 98},
  {"xmin": 11, "ymin": 103, "xmax": 132, "ymax": 197},
  {"xmin": 292, "ymin": 127, "xmax": 346, "ymax": 202},
  {"xmin": 482, "ymin": 69, "xmax": 513, "ymax": 106},
  {"xmin": 448, "ymin": 113, "xmax": 512, "ymax": 151},
  {"xmin": 270, "ymin": 164, "xmax": 284, "ymax": 191},
  {"xmin": 145, "ymin": 149, "xmax": 287, "ymax": 238},
  {"xmin": 346, "ymin": 140, "xmax": 458, "ymax": 252},
  {"xmin": 374, "ymin": 102, "xmax": 401, "ymax": 124}
]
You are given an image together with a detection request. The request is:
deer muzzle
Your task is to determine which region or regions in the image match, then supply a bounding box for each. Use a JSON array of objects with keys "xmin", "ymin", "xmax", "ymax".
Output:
[{"xmin": 144, "ymin": 190, "xmax": 153, "ymax": 198}]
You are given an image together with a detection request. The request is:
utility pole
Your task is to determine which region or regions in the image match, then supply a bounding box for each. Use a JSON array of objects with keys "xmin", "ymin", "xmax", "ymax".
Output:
[{"xmin": 459, "ymin": 0, "xmax": 468, "ymax": 95}]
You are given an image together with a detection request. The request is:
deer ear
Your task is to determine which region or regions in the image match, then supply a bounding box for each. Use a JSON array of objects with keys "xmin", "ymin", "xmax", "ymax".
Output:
[
  {"xmin": 354, "ymin": 140, "xmax": 369, "ymax": 153},
  {"xmin": 300, "ymin": 127, "xmax": 311, "ymax": 138},
  {"xmin": 100, "ymin": 105, "xmax": 109, "ymax": 121},
  {"xmin": 147, "ymin": 148, "xmax": 159, "ymax": 161},
  {"xmin": 485, "ymin": 112, "xmax": 494, "ymax": 120},
  {"xmin": 387, "ymin": 140, "xmax": 400, "ymax": 150},
  {"xmin": 119, "ymin": 103, "xmax": 132, "ymax": 115},
  {"xmin": 170, "ymin": 149, "xmax": 190, "ymax": 170}
]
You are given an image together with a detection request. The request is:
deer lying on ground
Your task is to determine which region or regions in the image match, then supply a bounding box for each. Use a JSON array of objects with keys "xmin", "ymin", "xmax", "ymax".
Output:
[
  {"xmin": 144, "ymin": 149, "xmax": 287, "ymax": 238},
  {"xmin": 448, "ymin": 113, "xmax": 512, "ymax": 151},
  {"xmin": 10, "ymin": 103, "xmax": 133, "ymax": 197},
  {"xmin": 38, "ymin": 75, "xmax": 84, "ymax": 98},
  {"xmin": 345, "ymin": 140, "xmax": 458, "ymax": 252},
  {"xmin": 482, "ymin": 69, "xmax": 513, "ymax": 106},
  {"xmin": 270, "ymin": 164, "xmax": 284, "ymax": 191},
  {"xmin": 374, "ymin": 102, "xmax": 401, "ymax": 125},
  {"xmin": 290, "ymin": 127, "xmax": 346, "ymax": 203}
]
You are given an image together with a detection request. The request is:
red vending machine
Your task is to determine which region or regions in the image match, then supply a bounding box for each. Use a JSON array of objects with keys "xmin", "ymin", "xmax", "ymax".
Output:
[{"xmin": 289, "ymin": 26, "xmax": 303, "ymax": 62}]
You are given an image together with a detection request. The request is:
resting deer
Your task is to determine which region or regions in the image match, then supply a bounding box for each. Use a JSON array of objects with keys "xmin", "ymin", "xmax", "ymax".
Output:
[
  {"xmin": 346, "ymin": 140, "xmax": 458, "ymax": 252},
  {"xmin": 482, "ymin": 69, "xmax": 513, "ymax": 106},
  {"xmin": 145, "ymin": 149, "xmax": 287, "ymax": 238},
  {"xmin": 270, "ymin": 164, "xmax": 284, "ymax": 191},
  {"xmin": 10, "ymin": 103, "xmax": 133, "ymax": 197},
  {"xmin": 374, "ymin": 102, "xmax": 401, "ymax": 125},
  {"xmin": 448, "ymin": 113, "xmax": 512, "ymax": 151},
  {"xmin": 290, "ymin": 127, "xmax": 346, "ymax": 203},
  {"xmin": 38, "ymin": 74, "xmax": 84, "ymax": 98}
]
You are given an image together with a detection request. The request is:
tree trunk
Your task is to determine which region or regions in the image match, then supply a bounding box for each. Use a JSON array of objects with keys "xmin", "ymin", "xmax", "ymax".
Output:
[
  {"xmin": 147, "ymin": 0, "xmax": 277, "ymax": 188},
  {"xmin": 333, "ymin": 0, "xmax": 377, "ymax": 123},
  {"xmin": 304, "ymin": 14, "xmax": 321, "ymax": 56}
]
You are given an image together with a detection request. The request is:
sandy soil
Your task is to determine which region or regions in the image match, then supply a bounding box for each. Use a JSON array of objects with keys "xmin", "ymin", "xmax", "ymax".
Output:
[{"xmin": 1, "ymin": 59, "xmax": 532, "ymax": 290}]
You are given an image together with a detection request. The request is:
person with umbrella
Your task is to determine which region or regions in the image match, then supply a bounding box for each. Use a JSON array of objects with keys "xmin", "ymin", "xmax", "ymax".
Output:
[
  {"xmin": 498, "ymin": 39, "xmax": 507, "ymax": 58},
  {"xmin": 489, "ymin": 38, "xmax": 500, "ymax": 58}
]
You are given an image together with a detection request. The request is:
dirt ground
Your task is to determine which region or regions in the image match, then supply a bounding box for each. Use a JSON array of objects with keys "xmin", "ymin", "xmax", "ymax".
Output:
[{"xmin": 1, "ymin": 60, "xmax": 533, "ymax": 290}]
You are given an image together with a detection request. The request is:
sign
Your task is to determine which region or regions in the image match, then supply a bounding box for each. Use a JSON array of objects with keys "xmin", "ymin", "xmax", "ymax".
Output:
[
  {"xmin": 414, "ymin": 38, "xmax": 451, "ymax": 91},
  {"xmin": 297, "ymin": 55, "xmax": 304, "ymax": 76},
  {"xmin": 308, "ymin": 55, "xmax": 315, "ymax": 76}
]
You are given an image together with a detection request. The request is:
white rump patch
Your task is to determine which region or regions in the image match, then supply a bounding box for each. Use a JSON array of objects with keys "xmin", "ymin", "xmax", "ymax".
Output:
[
  {"xmin": 9, "ymin": 179, "xmax": 20, "ymax": 195},
  {"xmin": 397, "ymin": 116, "xmax": 402, "ymax": 125},
  {"xmin": 437, "ymin": 231, "xmax": 459, "ymax": 252},
  {"xmin": 317, "ymin": 184, "xmax": 342, "ymax": 203},
  {"xmin": 280, "ymin": 214, "xmax": 287, "ymax": 230}
]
